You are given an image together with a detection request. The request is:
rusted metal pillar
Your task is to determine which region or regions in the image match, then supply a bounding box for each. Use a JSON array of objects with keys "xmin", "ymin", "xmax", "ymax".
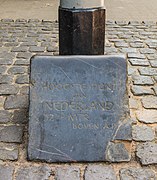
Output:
[{"xmin": 59, "ymin": 0, "xmax": 106, "ymax": 55}]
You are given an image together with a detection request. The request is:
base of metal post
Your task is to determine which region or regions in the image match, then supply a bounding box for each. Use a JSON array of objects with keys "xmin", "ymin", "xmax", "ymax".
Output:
[{"xmin": 59, "ymin": 7, "xmax": 105, "ymax": 55}]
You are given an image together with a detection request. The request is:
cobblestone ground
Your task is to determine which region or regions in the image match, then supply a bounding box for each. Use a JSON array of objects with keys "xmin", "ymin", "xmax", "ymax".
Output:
[{"xmin": 0, "ymin": 19, "xmax": 156, "ymax": 179}]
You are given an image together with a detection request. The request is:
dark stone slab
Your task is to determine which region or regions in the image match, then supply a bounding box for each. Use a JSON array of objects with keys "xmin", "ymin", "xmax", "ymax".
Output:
[{"xmin": 28, "ymin": 55, "xmax": 129, "ymax": 162}]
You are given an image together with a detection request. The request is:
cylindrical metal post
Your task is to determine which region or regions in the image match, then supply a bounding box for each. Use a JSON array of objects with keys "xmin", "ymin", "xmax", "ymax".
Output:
[{"xmin": 59, "ymin": 0, "xmax": 106, "ymax": 55}]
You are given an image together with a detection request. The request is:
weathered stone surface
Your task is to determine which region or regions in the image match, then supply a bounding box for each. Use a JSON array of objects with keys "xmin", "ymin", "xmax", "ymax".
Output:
[
  {"xmin": 84, "ymin": 165, "xmax": 116, "ymax": 180},
  {"xmin": 15, "ymin": 166, "xmax": 51, "ymax": 180},
  {"xmin": 15, "ymin": 75, "xmax": 29, "ymax": 84},
  {"xmin": 153, "ymin": 85, "xmax": 157, "ymax": 94},
  {"xmin": 13, "ymin": 109, "xmax": 28, "ymax": 123},
  {"xmin": 20, "ymin": 86, "xmax": 29, "ymax": 95},
  {"xmin": 0, "ymin": 84, "xmax": 19, "ymax": 95},
  {"xmin": 16, "ymin": 52, "xmax": 32, "ymax": 59},
  {"xmin": 0, "ymin": 125, "xmax": 23, "ymax": 143},
  {"xmin": 139, "ymin": 67, "xmax": 157, "ymax": 76},
  {"xmin": 142, "ymin": 96, "xmax": 157, "ymax": 109},
  {"xmin": 0, "ymin": 165, "xmax": 14, "ymax": 180},
  {"xmin": 150, "ymin": 60, "xmax": 157, "ymax": 67},
  {"xmin": 131, "ymin": 85, "xmax": 154, "ymax": 96},
  {"xmin": 129, "ymin": 59, "xmax": 149, "ymax": 66},
  {"xmin": 114, "ymin": 120, "xmax": 132, "ymax": 141},
  {"xmin": 136, "ymin": 109, "xmax": 157, "ymax": 123},
  {"xmin": 4, "ymin": 95, "xmax": 28, "ymax": 109},
  {"xmin": 0, "ymin": 110, "xmax": 12, "ymax": 123},
  {"xmin": 120, "ymin": 168, "xmax": 156, "ymax": 180},
  {"xmin": 56, "ymin": 167, "xmax": 80, "ymax": 180},
  {"xmin": 29, "ymin": 46, "xmax": 45, "ymax": 52},
  {"xmin": 127, "ymin": 53, "xmax": 145, "ymax": 59},
  {"xmin": 0, "ymin": 143, "xmax": 18, "ymax": 160},
  {"xmin": 11, "ymin": 46, "xmax": 28, "ymax": 52},
  {"xmin": 132, "ymin": 125, "xmax": 154, "ymax": 141},
  {"xmin": 28, "ymin": 55, "xmax": 129, "ymax": 162},
  {"xmin": 8, "ymin": 66, "xmax": 28, "ymax": 74},
  {"xmin": 106, "ymin": 142, "xmax": 131, "ymax": 162},
  {"xmin": 133, "ymin": 75, "xmax": 154, "ymax": 85},
  {"xmin": 0, "ymin": 75, "xmax": 13, "ymax": 84},
  {"xmin": 136, "ymin": 142, "xmax": 157, "ymax": 165},
  {"xmin": 129, "ymin": 98, "xmax": 138, "ymax": 109},
  {"xmin": 0, "ymin": 66, "xmax": 7, "ymax": 74}
]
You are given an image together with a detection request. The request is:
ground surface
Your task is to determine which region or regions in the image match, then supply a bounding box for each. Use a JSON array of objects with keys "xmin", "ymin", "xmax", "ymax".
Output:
[
  {"xmin": 0, "ymin": 19, "xmax": 156, "ymax": 179},
  {"xmin": 1, "ymin": 0, "xmax": 157, "ymax": 21}
]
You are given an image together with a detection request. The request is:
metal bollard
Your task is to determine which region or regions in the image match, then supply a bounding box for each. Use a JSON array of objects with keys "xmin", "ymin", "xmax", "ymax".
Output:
[{"xmin": 59, "ymin": 0, "xmax": 106, "ymax": 55}]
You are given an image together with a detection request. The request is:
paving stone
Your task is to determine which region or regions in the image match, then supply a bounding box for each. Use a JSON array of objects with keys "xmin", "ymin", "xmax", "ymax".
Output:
[
  {"xmin": 20, "ymin": 86, "xmax": 29, "ymax": 95},
  {"xmin": 142, "ymin": 96, "xmax": 157, "ymax": 109},
  {"xmin": 131, "ymin": 85, "xmax": 154, "ymax": 96},
  {"xmin": 0, "ymin": 58, "xmax": 13, "ymax": 65},
  {"xmin": 8, "ymin": 66, "xmax": 28, "ymax": 74},
  {"xmin": 129, "ymin": 98, "xmax": 139, "ymax": 109},
  {"xmin": 106, "ymin": 142, "xmax": 131, "ymax": 162},
  {"xmin": 0, "ymin": 110, "xmax": 12, "ymax": 123},
  {"xmin": 0, "ymin": 125, "xmax": 23, "ymax": 143},
  {"xmin": 0, "ymin": 66, "xmax": 7, "ymax": 74},
  {"xmin": 14, "ymin": 59, "xmax": 30, "ymax": 65},
  {"xmin": 56, "ymin": 167, "xmax": 80, "ymax": 180},
  {"xmin": 4, "ymin": 95, "xmax": 28, "ymax": 110},
  {"xmin": 15, "ymin": 166, "xmax": 51, "ymax": 180},
  {"xmin": 136, "ymin": 109, "xmax": 157, "ymax": 123},
  {"xmin": 130, "ymin": 43, "xmax": 145, "ymax": 48},
  {"xmin": 16, "ymin": 52, "xmax": 32, "ymax": 59},
  {"xmin": 147, "ymin": 54, "xmax": 157, "ymax": 60},
  {"xmin": 150, "ymin": 60, "xmax": 157, "ymax": 68},
  {"xmin": 15, "ymin": 75, "xmax": 29, "ymax": 84},
  {"xmin": 136, "ymin": 142, "xmax": 157, "ymax": 165},
  {"xmin": 0, "ymin": 84, "xmax": 19, "ymax": 95},
  {"xmin": 140, "ymin": 48, "xmax": 156, "ymax": 54},
  {"xmin": 0, "ymin": 75, "xmax": 13, "ymax": 84},
  {"xmin": 115, "ymin": 42, "xmax": 129, "ymax": 47},
  {"xmin": 132, "ymin": 75, "xmax": 154, "ymax": 85},
  {"xmin": 0, "ymin": 143, "xmax": 18, "ymax": 160},
  {"xmin": 11, "ymin": 46, "xmax": 28, "ymax": 52},
  {"xmin": 128, "ymin": 67, "xmax": 137, "ymax": 76},
  {"xmin": 4, "ymin": 42, "xmax": 19, "ymax": 47},
  {"xmin": 29, "ymin": 46, "xmax": 45, "ymax": 52},
  {"xmin": 13, "ymin": 109, "xmax": 28, "ymax": 124},
  {"xmin": 129, "ymin": 59, "xmax": 149, "ymax": 66},
  {"xmin": 84, "ymin": 165, "xmax": 116, "ymax": 180},
  {"xmin": 154, "ymin": 76, "xmax": 157, "ymax": 82},
  {"xmin": 120, "ymin": 48, "xmax": 137, "ymax": 53},
  {"xmin": 0, "ymin": 165, "xmax": 14, "ymax": 180},
  {"xmin": 127, "ymin": 53, "xmax": 145, "ymax": 59},
  {"xmin": 139, "ymin": 67, "xmax": 157, "ymax": 76},
  {"xmin": 132, "ymin": 125, "xmax": 155, "ymax": 141},
  {"xmin": 120, "ymin": 168, "xmax": 156, "ymax": 180},
  {"xmin": 21, "ymin": 41, "xmax": 38, "ymax": 46}
]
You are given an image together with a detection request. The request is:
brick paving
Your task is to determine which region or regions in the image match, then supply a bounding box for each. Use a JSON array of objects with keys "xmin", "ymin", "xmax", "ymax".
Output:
[{"xmin": 0, "ymin": 19, "xmax": 156, "ymax": 179}]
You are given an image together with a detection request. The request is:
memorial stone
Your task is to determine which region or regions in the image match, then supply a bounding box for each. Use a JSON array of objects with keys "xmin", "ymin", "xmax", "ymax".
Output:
[{"xmin": 28, "ymin": 55, "xmax": 129, "ymax": 162}]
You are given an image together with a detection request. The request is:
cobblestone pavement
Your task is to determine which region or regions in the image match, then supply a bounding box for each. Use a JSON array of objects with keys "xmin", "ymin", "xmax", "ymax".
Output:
[{"xmin": 0, "ymin": 19, "xmax": 156, "ymax": 179}]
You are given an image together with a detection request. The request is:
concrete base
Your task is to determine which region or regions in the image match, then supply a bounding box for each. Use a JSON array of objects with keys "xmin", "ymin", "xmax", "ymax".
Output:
[{"xmin": 59, "ymin": 7, "xmax": 105, "ymax": 55}]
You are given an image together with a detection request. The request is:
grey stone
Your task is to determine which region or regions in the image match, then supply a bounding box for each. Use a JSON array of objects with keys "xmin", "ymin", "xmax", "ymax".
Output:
[
  {"xmin": 11, "ymin": 46, "xmax": 28, "ymax": 52},
  {"xmin": 21, "ymin": 41, "xmax": 38, "ymax": 46},
  {"xmin": 16, "ymin": 52, "xmax": 32, "ymax": 59},
  {"xmin": 15, "ymin": 75, "xmax": 29, "ymax": 84},
  {"xmin": 0, "ymin": 165, "xmax": 14, "ymax": 180},
  {"xmin": 15, "ymin": 166, "xmax": 51, "ymax": 180},
  {"xmin": 0, "ymin": 84, "xmax": 19, "ymax": 95},
  {"xmin": 0, "ymin": 75, "xmax": 13, "ymax": 84},
  {"xmin": 115, "ymin": 42, "xmax": 128, "ymax": 47},
  {"xmin": 28, "ymin": 55, "xmax": 129, "ymax": 162},
  {"xmin": 0, "ymin": 125, "xmax": 23, "ymax": 143},
  {"xmin": 29, "ymin": 46, "xmax": 45, "ymax": 52},
  {"xmin": 132, "ymin": 125, "xmax": 155, "ymax": 141},
  {"xmin": 131, "ymin": 85, "xmax": 154, "ymax": 96},
  {"xmin": 20, "ymin": 86, "xmax": 29, "ymax": 95},
  {"xmin": 8, "ymin": 66, "xmax": 28, "ymax": 74},
  {"xmin": 154, "ymin": 76, "xmax": 157, "ymax": 82},
  {"xmin": 139, "ymin": 67, "xmax": 157, "ymax": 76},
  {"xmin": 140, "ymin": 48, "xmax": 156, "ymax": 54},
  {"xmin": 120, "ymin": 168, "xmax": 156, "ymax": 180},
  {"xmin": 136, "ymin": 110, "xmax": 157, "ymax": 123},
  {"xmin": 0, "ymin": 58, "xmax": 13, "ymax": 65},
  {"xmin": 142, "ymin": 96, "xmax": 157, "ymax": 109},
  {"xmin": 84, "ymin": 165, "xmax": 116, "ymax": 180},
  {"xmin": 14, "ymin": 59, "xmax": 30, "ymax": 65},
  {"xmin": 127, "ymin": 53, "xmax": 145, "ymax": 59},
  {"xmin": 129, "ymin": 59, "xmax": 149, "ymax": 66},
  {"xmin": 4, "ymin": 95, "xmax": 28, "ymax": 109},
  {"xmin": 153, "ymin": 85, "xmax": 157, "ymax": 94},
  {"xmin": 150, "ymin": 60, "xmax": 157, "ymax": 68},
  {"xmin": 130, "ymin": 43, "xmax": 144, "ymax": 48},
  {"xmin": 114, "ymin": 120, "xmax": 132, "ymax": 141},
  {"xmin": 0, "ymin": 143, "xmax": 18, "ymax": 160},
  {"xmin": 13, "ymin": 109, "xmax": 28, "ymax": 124},
  {"xmin": 0, "ymin": 66, "xmax": 7, "ymax": 74},
  {"xmin": 106, "ymin": 142, "xmax": 131, "ymax": 162},
  {"xmin": 136, "ymin": 142, "xmax": 157, "ymax": 165},
  {"xmin": 128, "ymin": 67, "xmax": 137, "ymax": 76},
  {"xmin": 56, "ymin": 167, "xmax": 80, "ymax": 180},
  {"xmin": 133, "ymin": 76, "xmax": 154, "ymax": 85},
  {"xmin": 129, "ymin": 98, "xmax": 139, "ymax": 109},
  {"xmin": 0, "ymin": 110, "xmax": 12, "ymax": 123}
]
